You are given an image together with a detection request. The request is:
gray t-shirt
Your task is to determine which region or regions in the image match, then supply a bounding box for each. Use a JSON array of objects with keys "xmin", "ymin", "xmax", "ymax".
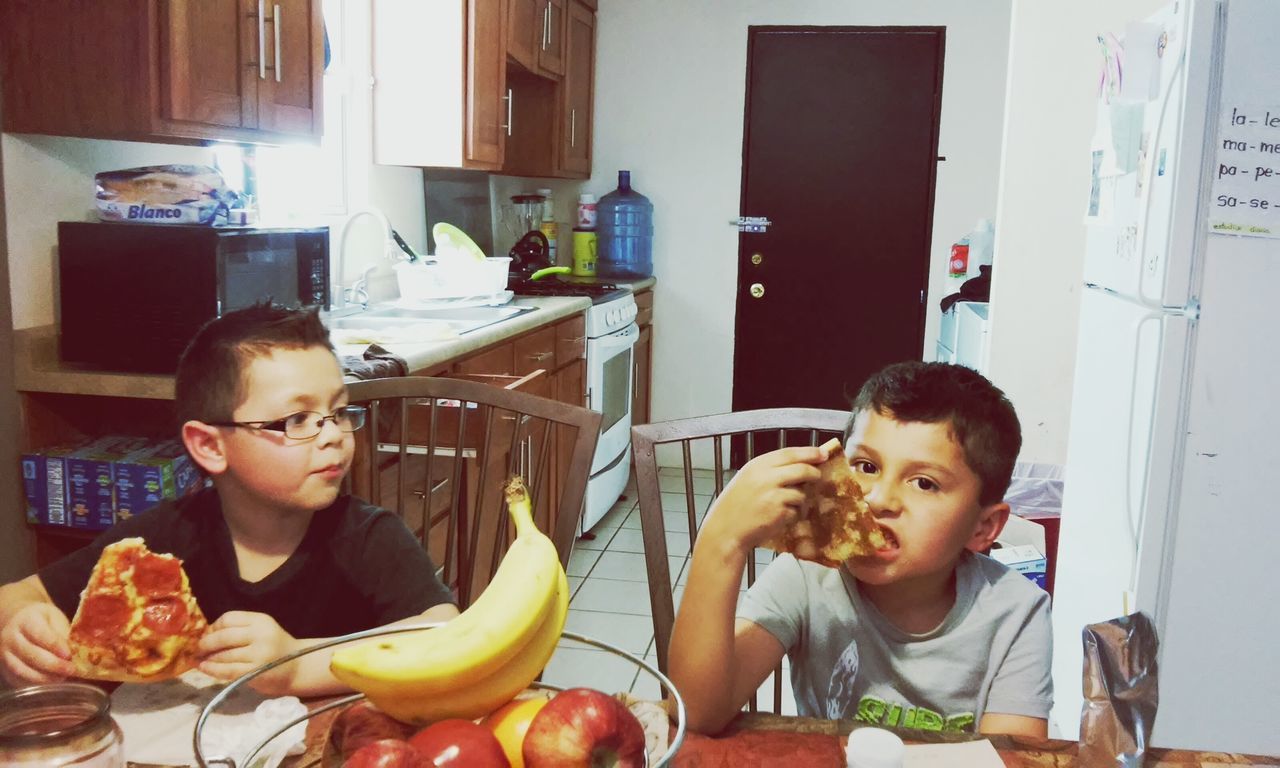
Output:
[{"xmin": 737, "ymin": 551, "xmax": 1052, "ymax": 732}]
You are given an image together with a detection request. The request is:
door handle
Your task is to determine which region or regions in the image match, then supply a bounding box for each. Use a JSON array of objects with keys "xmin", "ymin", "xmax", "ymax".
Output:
[
  {"xmin": 273, "ymin": 4, "xmax": 282, "ymax": 83},
  {"xmin": 749, "ymin": 283, "xmax": 765, "ymax": 299},
  {"xmin": 257, "ymin": 0, "xmax": 266, "ymax": 79},
  {"xmin": 542, "ymin": 4, "xmax": 551, "ymax": 50},
  {"xmin": 570, "ymin": 108, "xmax": 576, "ymax": 147},
  {"xmin": 502, "ymin": 88, "xmax": 513, "ymax": 136}
]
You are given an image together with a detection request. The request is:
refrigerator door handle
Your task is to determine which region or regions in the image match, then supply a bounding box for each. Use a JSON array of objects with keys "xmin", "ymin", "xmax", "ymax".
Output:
[{"xmin": 1084, "ymin": 283, "xmax": 1201, "ymax": 320}]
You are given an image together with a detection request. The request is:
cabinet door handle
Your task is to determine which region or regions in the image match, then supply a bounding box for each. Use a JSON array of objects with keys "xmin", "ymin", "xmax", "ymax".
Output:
[
  {"xmin": 570, "ymin": 108, "xmax": 576, "ymax": 147},
  {"xmin": 258, "ymin": 0, "xmax": 267, "ymax": 79},
  {"xmin": 273, "ymin": 3, "xmax": 282, "ymax": 82},
  {"xmin": 502, "ymin": 88, "xmax": 513, "ymax": 136},
  {"xmin": 529, "ymin": 351, "xmax": 553, "ymax": 362}
]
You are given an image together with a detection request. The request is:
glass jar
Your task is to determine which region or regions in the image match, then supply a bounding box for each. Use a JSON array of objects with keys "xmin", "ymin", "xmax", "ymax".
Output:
[{"xmin": 0, "ymin": 684, "xmax": 124, "ymax": 768}]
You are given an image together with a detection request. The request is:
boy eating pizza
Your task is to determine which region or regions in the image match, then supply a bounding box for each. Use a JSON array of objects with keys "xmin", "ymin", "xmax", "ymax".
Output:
[
  {"xmin": 0, "ymin": 305, "xmax": 459, "ymax": 694},
  {"xmin": 669, "ymin": 362, "xmax": 1053, "ymax": 737}
]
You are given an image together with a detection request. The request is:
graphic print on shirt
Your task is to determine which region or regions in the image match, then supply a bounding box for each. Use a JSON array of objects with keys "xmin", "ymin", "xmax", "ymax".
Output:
[
  {"xmin": 824, "ymin": 638, "xmax": 862, "ymax": 719},
  {"xmin": 825, "ymin": 638, "xmax": 976, "ymax": 731}
]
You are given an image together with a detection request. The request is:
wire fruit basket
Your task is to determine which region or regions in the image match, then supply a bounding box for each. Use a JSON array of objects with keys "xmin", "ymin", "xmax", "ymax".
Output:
[{"xmin": 192, "ymin": 625, "xmax": 687, "ymax": 768}]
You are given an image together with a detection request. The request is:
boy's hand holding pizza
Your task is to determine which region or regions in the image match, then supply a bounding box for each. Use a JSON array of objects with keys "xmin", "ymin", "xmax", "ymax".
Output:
[
  {"xmin": 698, "ymin": 445, "xmax": 827, "ymax": 561},
  {"xmin": 0, "ymin": 602, "xmax": 76, "ymax": 686}
]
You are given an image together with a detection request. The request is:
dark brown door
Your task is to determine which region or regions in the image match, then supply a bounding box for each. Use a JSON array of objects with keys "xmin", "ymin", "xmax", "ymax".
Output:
[{"xmin": 732, "ymin": 27, "xmax": 944, "ymax": 413}]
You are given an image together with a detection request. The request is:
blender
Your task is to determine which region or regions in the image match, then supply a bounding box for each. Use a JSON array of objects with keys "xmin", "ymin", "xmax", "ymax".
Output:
[{"xmin": 507, "ymin": 193, "xmax": 554, "ymax": 278}]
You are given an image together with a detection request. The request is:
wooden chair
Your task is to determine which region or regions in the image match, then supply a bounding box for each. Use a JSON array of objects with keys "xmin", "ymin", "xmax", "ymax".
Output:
[
  {"xmin": 631, "ymin": 408, "xmax": 849, "ymax": 713},
  {"xmin": 346, "ymin": 376, "xmax": 602, "ymax": 607}
]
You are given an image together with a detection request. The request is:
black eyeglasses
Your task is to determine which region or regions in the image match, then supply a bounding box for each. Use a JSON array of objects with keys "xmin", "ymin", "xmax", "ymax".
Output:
[{"xmin": 208, "ymin": 405, "xmax": 368, "ymax": 441}]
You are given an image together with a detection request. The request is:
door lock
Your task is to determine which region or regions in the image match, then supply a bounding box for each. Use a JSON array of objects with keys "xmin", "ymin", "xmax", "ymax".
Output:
[
  {"xmin": 750, "ymin": 253, "xmax": 763, "ymax": 266},
  {"xmin": 749, "ymin": 283, "xmax": 765, "ymax": 298}
]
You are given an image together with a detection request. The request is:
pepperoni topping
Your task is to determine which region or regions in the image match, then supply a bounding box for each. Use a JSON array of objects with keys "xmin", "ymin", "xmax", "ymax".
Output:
[
  {"xmin": 142, "ymin": 597, "xmax": 189, "ymax": 636},
  {"xmin": 132, "ymin": 553, "xmax": 182, "ymax": 597},
  {"xmin": 74, "ymin": 594, "xmax": 132, "ymax": 641}
]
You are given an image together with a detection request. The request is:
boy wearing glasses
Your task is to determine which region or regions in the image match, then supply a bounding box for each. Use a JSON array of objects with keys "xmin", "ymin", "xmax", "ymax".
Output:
[{"xmin": 0, "ymin": 305, "xmax": 458, "ymax": 693}]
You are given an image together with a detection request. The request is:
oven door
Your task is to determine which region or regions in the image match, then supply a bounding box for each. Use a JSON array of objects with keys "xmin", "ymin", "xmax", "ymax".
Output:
[{"xmin": 586, "ymin": 322, "xmax": 638, "ymax": 473}]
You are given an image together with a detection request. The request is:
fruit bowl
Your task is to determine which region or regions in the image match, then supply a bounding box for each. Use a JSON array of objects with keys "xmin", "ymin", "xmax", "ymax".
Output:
[{"xmin": 192, "ymin": 628, "xmax": 687, "ymax": 768}]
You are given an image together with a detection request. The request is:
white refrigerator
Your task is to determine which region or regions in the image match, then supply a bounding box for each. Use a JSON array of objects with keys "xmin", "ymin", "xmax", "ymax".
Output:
[{"xmin": 1052, "ymin": 0, "xmax": 1280, "ymax": 755}]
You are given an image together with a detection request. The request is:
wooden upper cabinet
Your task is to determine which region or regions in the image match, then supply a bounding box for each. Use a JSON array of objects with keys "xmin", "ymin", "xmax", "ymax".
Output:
[
  {"xmin": 537, "ymin": 0, "xmax": 567, "ymax": 78},
  {"xmin": 160, "ymin": 0, "xmax": 253, "ymax": 129},
  {"xmin": 509, "ymin": 0, "xmax": 563, "ymax": 78},
  {"xmin": 560, "ymin": 0, "xmax": 595, "ymax": 176},
  {"xmin": 466, "ymin": 0, "xmax": 509, "ymax": 167},
  {"xmin": 374, "ymin": 0, "xmax": 507, "ymax": 169},
  {"xmin": 257, "ymin": 0, "xmax": 324, "ymax": 135},
  {"xmin": 507, "ymin": 0, "xmax": 541, "ymax": 72},
  {"xmin": 0, "ymin": 0, "xmax": 322, "ymax": 144}
]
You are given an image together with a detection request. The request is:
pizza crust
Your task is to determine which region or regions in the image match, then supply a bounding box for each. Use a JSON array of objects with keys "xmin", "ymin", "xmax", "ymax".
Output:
[
  {"xmin": 69, "ymin": 538, "xmax": 208, "ymax": 683},
  {"xmin": 762, "ymin": 438, "xmax": 885, "ymax": 567}
]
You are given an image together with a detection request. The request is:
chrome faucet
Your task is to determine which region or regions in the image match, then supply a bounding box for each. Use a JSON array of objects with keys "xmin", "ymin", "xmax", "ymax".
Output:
[{"xmin": 335, "ymin": 208, "xmax": 392, "ymax": 310}]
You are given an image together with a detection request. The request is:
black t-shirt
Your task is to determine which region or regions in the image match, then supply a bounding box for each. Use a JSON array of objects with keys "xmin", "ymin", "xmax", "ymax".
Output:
[{"xmin": 38, "ymin": 488, "xmax": 455, "ymax": 639}]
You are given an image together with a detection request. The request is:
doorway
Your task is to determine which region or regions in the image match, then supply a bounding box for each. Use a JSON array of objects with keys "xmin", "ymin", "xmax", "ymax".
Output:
[{"xmin": 731, "ymin": 27, "xmax": 945, "ymax": 422}]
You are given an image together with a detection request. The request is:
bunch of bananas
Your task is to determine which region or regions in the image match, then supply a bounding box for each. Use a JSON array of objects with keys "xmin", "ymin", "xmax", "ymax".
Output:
[{"xmin": 330, "ymin": 477, "xmax": 569, "ymax": 724}]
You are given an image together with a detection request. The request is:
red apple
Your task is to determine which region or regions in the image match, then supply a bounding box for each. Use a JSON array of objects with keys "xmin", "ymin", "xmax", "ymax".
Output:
[
  {"xmin": 324, "ymin": 701, "xmax": 418, "ymax": 767},
  {"xmin": 408, "ymin": 719, "xmax": 511, "ymax": 767},
  {"xmin": 522, "ymin": 688, "xmax": 647, "ymax": 768},
  {"xmin": 344, "ymin": 739, "xmax": 431, "ymax": 768}
]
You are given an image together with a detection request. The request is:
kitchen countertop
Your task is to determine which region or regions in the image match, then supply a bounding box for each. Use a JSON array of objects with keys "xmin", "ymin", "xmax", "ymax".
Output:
[
  {"xmin": 12, "ymin": 295, "xmax": 593, "ymax": 400},
  {"xmin": 334, "ymin": 295, "xmax": 590, "ymax": 376}
]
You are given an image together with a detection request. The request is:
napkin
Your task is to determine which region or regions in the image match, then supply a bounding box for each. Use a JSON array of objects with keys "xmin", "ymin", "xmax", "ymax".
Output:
[
  {"xmin": 110, "ymin": 670, "xmax": 307, "ymax": 768},
  {"xmin": 903, "ymin": 739, "xmax": 1004, "ymax": 767}
]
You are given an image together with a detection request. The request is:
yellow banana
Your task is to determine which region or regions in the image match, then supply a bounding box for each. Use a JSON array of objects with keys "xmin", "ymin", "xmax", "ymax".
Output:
[
  {"xmin": 371, "ymin": 565, "xmax": 569, "ymax": 724},
  {"xmin": 331, "ymin": 477, "xmax": 561, "ymax": 698}
]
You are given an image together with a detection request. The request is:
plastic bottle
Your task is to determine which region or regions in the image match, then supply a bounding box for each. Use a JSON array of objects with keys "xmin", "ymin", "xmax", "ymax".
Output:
[
  {"xmin": 596, "ymin": 170, "xmax": 654, "ymax": 279},
  {"xmin": 577, "ymin": 193, "xmax": 597, "ymax": 229},
  {"xmin": 537, "ymin": 188, "xmax": 559, "ymax": 265},
  {"xmin": 844, "ymin": 727, "xmax": 905, "ymax": 768},
  {"xmin": 949, "ymin": 235, "xmax": 970, "ymax": 278},
  {"xmin": 966, "ymin": 218, "xmax": 995, "ymax": 279}
]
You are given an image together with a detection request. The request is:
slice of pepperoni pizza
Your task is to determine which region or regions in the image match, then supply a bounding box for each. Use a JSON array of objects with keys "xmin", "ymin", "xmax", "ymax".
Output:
[
  {"xmin": 761, "ymin": 438, "xmax": 886, "ymax": 567},
  {"xmin": 68, "ymin": 537, "xmax": 207, "ymax": 682}
]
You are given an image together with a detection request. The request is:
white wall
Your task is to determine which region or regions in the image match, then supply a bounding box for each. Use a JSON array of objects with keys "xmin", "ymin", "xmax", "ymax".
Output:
[
  {"xmin": 987, "ymin": 0, "xmax": 1165, "ymax": 464},
  {"xmin": 591, "ymin": 0, "xmax": 1012, "ymax": 428},
  {"xmin": 1, "ymin": 0, "xmax": 425, "ymax": 329}
]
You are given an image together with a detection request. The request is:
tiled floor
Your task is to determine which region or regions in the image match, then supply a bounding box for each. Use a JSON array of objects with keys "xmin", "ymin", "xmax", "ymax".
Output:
[{"xmin": 541, "ymin": 467, "xmax": 799, "ymax": 716}]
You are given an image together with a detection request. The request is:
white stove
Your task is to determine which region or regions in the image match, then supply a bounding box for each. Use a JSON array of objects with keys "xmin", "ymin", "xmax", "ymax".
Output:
[{"xmin": 580, "ymin": 290, "xmax": 638, "ymax": 532}]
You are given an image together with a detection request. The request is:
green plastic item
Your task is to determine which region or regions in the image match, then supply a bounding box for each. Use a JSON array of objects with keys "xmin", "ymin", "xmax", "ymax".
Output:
[{"xmin": 530, "ymin": 266, "xmax": 571, "ymax": 281}]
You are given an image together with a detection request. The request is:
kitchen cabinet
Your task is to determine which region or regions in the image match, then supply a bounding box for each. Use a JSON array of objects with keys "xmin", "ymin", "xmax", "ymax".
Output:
[
  {"xmin": 559, "ymin": 0, "xmax": 595, "ymax": 176},
  {"xmin": 509, "ymin": 0, "xmax": 565, "ymax": 78},
  {"xmin": 632, "ymin": 288, "xmax": 654, "ymax": 427},
  {"xmin": 373, "ymin": 0, "xmax": 507, "ymax": 170},
  {"xmin": 501, "ymin": 0, "xmax": 593, "ymax": 178},
  {"xmin": 0, "ymin": 0, "xmax": 323, "ymax": 144}
]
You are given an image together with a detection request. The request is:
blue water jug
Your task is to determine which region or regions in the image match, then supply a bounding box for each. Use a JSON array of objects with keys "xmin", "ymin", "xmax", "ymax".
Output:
[{"xmin": 596, "ymin": 170, "xmax": 653, "ymax": 279}]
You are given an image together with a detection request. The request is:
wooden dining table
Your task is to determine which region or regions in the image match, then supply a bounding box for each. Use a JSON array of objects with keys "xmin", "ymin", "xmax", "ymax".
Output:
[
  {"xmin": 292, "ymin": 702, "xmax": 1279, "ymax": 768},
  {"xmin": 666, "ymin": 712, "xmax": 1280, "ymax": 767}
]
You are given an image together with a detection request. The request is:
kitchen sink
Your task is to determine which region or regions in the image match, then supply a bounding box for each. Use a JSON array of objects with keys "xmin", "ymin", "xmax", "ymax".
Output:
[{"xmin": 323, "ymin": 303, "xmax": 537, "ymax": 337}]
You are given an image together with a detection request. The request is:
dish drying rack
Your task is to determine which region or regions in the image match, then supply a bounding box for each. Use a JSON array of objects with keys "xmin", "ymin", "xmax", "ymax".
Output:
[{"xmin": 192, "ymin": 626, "xmax": 687, "ymax": 768}]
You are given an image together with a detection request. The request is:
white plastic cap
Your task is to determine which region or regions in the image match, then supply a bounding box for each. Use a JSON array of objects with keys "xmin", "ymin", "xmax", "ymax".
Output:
[
  {"xmin": 537, "ymin": 188, "xmax": 553, "ymax": 195},
  {"xmin": 844, "ymin": 727, "xmax": 905, "ymax": 768},
  {"xmin": 579, "ymin": 193, "xmax": 596, "ymax": 203}
]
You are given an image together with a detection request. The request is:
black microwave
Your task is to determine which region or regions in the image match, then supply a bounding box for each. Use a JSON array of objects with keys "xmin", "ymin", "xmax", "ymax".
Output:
[{"xmin": 58, "ymin": 221, "xmax": 330, "ymax": 374}]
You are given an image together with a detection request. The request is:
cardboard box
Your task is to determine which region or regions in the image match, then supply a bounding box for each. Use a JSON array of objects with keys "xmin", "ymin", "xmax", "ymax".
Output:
[
  {"xmin": 113, "ymin": 439, "xmax": 200, "ymax": 520},
  {"xmin": 65, "ymin": 436, "xmax": 153, "ymax": 530},
  {"xmin": 991, "ymin": 544, "xmax": 1048, "ymax": 591},
  {"xmin": 21, "ymin": 443, "xmax": 83, "ymax": 527}
]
